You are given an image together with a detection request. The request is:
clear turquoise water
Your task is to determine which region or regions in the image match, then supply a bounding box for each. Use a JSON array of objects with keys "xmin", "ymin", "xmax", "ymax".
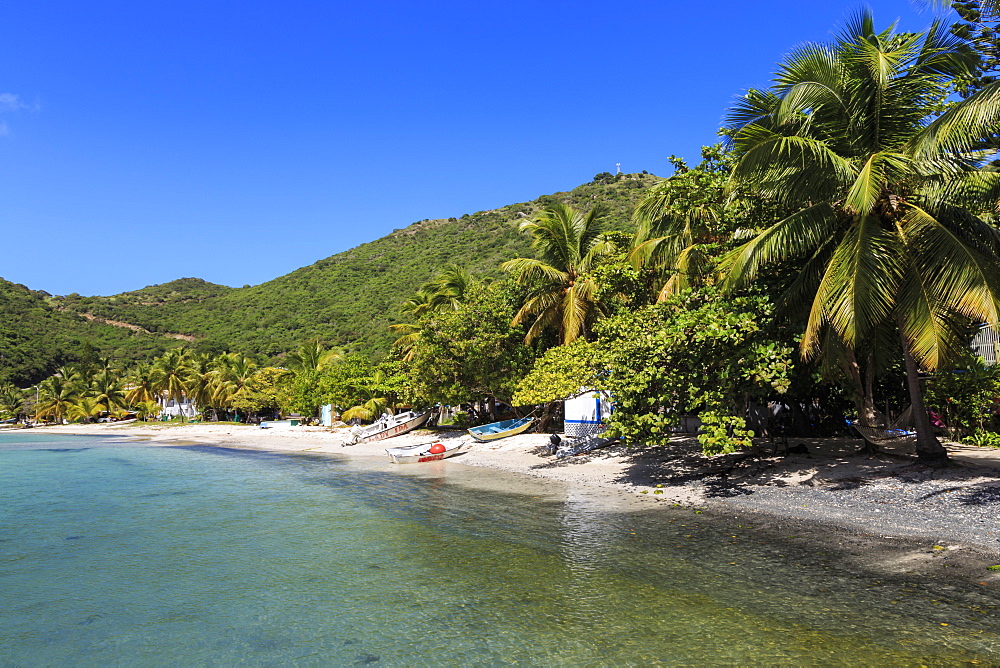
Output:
[{"xmin": 1, "ymin": 434, "xmax": 998, "ymax": 665}]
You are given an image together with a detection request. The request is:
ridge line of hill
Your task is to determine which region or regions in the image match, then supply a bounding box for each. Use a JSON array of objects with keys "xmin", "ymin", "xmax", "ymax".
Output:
[{"xmin": 0, "ymin": 172, "xmax": 660, "ymax": 385}]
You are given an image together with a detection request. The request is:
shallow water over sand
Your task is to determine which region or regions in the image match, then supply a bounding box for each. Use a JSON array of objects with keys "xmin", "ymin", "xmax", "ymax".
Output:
[{"xmin": 1, "ymin": 433, "xmax": 998, "ymax": 665}]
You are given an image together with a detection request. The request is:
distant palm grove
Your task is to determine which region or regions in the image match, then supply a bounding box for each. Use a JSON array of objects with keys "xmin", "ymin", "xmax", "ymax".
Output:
[{"xmin": 6, "ymin": 7, "xmax": 1000, "ymax": 464}]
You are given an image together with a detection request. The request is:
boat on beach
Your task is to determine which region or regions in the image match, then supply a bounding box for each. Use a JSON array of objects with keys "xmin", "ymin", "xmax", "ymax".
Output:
[
  {"xmin": 385, "ymin": 439, "xmax": 469, "ymax": 464},
  {"xmin": 350, "ymin": 410, "xmax": 431, "ymax": 443},
  {"xmin": 468, "ymin": 417, "xmax": 534, "ymax": 442}
]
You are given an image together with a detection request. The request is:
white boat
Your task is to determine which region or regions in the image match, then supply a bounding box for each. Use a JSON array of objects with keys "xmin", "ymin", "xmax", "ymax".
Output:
[
  {"xmin": 350, "ymin": 410, "xmax": 431, "ymax": 443},
  {"xmin": 385, "ymin": 439, "xmax": 469, "ymax": 464}
]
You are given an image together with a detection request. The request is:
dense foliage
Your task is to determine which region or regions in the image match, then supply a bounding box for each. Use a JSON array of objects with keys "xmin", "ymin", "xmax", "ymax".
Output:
[
  {"xmin": 0, "ymin": 279, "xmax": 181, "ymax": 387},
  {"xmin": 512, "ymin": 340, "xmax": 600, "ymax": 406},
  {"xmin": 406, "ymin": 283, "xmax": 534, "ymax": 412},
  {"xmin": 597, "ymin": 289, "xmax": 794, "ymax": 454}
]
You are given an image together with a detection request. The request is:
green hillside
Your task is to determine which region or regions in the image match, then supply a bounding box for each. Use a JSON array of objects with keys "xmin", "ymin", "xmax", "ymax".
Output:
[
  {"xmin": 0, "ymin": 279, "xmax": 184, "ymax": 386},
  {"xmin": 4, "ymin": 173, "xmax": 659, "ymax": 383}
]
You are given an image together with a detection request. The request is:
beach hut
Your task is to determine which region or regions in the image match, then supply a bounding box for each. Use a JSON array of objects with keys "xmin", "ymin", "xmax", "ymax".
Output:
[
  {"xmin": 564, "ymin": 389, "xmax": 612, "ymax": 437},
  {"xmin": 320, "ymin": 404, "xmax": 334, "ymax": 427}
]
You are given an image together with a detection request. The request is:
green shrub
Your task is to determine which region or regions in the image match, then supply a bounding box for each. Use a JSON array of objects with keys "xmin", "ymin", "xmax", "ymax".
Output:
[{"xmin": 963, "ymin": 431, "xmax": 1000, "ymax": 448}]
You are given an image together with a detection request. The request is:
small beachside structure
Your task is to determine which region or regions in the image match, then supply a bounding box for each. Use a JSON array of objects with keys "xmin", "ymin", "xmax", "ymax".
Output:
[
  {"xmin": 320, "ymin": 404, "xmax": 335, "ymax": 427},
  {"xmin": 971, "ymin": 324, "xmax": 999, "ymax": 365},
  {"xmin": 564, "ymin": 389, "xmax": 612, "ymax": 437},
  {"xmin": 159, "ymin": 393, "xmax": 197, "ymax": 419}
]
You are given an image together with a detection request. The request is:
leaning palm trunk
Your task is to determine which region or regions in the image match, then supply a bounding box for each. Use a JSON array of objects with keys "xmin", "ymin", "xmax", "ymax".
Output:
[{"xmin": 899, "ymin": 326, "xmax": 947, "ymax": 461}]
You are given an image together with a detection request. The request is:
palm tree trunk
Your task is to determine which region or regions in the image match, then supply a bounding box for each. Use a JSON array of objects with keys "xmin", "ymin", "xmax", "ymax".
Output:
[{"xmin": 899, "ymin": 328, "xmax": 948, "ymax": 464}]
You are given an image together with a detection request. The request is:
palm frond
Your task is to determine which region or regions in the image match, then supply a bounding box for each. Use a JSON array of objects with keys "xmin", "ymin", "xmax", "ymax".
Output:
[
  {"xmin": 499, "ymin": 258, "xmax": 568, "ymax": 284},
  {"xmin": 801, "ymin": 215, "xmax": 904, "ymax": 356},
  {"xmin": 719, "ymin": 203, "xmax": 840, "ymax": 292}
]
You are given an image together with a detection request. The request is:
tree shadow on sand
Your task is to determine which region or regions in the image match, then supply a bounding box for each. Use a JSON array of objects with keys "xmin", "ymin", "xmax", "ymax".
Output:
[{"xmin": 533, "ymin": 435, "xmax": 1000, "ymax": 501}]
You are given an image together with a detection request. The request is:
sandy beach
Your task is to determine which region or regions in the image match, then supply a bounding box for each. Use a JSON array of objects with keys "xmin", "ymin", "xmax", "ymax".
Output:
[{"xmin": 12, "ymin": 420, "xmax": 1000, "ymax": 581}]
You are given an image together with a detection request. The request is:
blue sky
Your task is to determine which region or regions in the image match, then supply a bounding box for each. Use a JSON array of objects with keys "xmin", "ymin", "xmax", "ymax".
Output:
[{"xmin": 1, "ymin": 0, "xmax": 946, "ymax": 296}]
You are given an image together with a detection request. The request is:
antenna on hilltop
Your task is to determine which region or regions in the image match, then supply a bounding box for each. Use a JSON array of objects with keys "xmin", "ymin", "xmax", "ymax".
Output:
[{"xmin": 615, "ymin": 163, "xmax": 621, "ymax": 174}]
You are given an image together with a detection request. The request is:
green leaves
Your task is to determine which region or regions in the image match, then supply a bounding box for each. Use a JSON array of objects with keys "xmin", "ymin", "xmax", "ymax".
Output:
[
  {"xmin": 503, "ymin": 202, "xmax": 616, "ymax": 344},
  {"xmin": 512, "ymin": 339, "xmax": 600, "ymax": 406},
  {"xmin": 723, "ymin": 9, "xmax": 1000, "ymax": 378},
  {"xmin": 406, "ymin": 282, "xmax": 534, "ymax": 407},
  {"xmin": 595, "ymin": 288, "xmax": 794, "ymax": 454}
]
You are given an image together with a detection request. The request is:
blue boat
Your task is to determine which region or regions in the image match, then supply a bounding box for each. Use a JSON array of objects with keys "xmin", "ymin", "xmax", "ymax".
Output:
[{"xmin": 468, "ymin": 417, "xmax": 535, "ymax": 442}]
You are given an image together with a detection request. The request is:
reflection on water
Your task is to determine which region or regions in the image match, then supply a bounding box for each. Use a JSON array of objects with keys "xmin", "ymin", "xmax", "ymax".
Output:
[{"xmin": 0, "ymin": 434, "xmax": 998, "ymax": 665}]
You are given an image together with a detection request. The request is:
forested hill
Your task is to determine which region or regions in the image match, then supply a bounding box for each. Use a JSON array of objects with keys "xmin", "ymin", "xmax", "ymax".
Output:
[
  {"xmin": 2, "ymin": 172, "xmax": 659, "ymax": 384},
  {"xmin": 0, "ymin": 279, "xmax": 187, "ymax": 386}
]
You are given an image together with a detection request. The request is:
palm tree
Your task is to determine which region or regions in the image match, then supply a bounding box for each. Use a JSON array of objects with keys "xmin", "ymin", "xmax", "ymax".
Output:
[
  {"xmin": 126, "ymin": 363, "xmax": 160, "ymax": 406},
  {"xmin": 134, "ymin": 399, "xmax": 162, "ymax": 422},
  {"xmin": 91, "ymin": 369, "xmax": 126, "ymax": 413},
  {"xmin": 629, "ymin": 152, "xmax": 731, "ymax": 300},
  {"xmin": 216, "ymin": 353, "xmax": 257, "ymax": 392},
  {"xmin": 426, "ymin": 264, "xmax": 476, "ymax": 311},
  {"xmin": 0, "ymin": 383, "xmax": 23, "ymax": 420},
  {"xmin": 153, "ymin": 348, "xmax": 194, "ymax": 421},
  {"xmin": 36, "ymin": 376, "xmax": 78, "ymax": 424},
  {"xmin": 212, "ymin": 353, "xmax": 257, "ymax": 419},
  {"xmin": 390, "ymin": 268, "xmax": 478, "ymax": 358},
  {"xmin": 719, "ymin": 11, "xmax": 1000, "ymax": 463},
  {"xmin": 500, "ymin": 202, "xmax": 615, "ymax": 344},
  {"xmin": 340, "ymin": 371, "xmax": 396, "ymax": 421},
  {"xmin": 68, "ymin": 396, "xmax": 103, "ymax": 423},
  {"xmin": 187, "ymin": 353, "xmax": 219, "ymax": 420},
  {"xmin": 285, "ymin": 339, "xmax": 342, "ymax": 373}
]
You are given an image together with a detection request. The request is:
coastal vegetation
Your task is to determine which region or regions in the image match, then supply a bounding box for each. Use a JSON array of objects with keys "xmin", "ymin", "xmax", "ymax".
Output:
[{"xmin": 5, "ymin": 7, "xmax": 1000, "ymax": 465}]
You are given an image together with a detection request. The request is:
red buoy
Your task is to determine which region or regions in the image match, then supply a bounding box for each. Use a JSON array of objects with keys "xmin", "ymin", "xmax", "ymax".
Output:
[{"xmin": 428, "ymin": 443, "xmax": 446, "ymax": 454}]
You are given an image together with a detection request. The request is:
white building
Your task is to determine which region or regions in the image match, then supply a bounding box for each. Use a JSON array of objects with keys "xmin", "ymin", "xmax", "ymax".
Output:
[
  {"xmin": 971, "ymin": 324, "xmax": 999, "ymax": 365},
  {"xmin": 159, "ymin": 393, "xmax": 197, "ymax": 419},
  {"xmin": 564, "ymin": 389, "xmax": 612, "ymax": 437}
]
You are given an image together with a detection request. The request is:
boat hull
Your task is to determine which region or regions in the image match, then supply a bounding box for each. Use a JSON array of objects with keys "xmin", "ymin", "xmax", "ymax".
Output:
[
  {"xmin": 356, "ymin": 411, "xmax": 431, "ymax": 443},
  {"xmin": 385, "ymin": 440, "xmax": 467, "ymax": 464},
  {"xmin": 468, "ymin": 417, "xmax": 534, "ymax": 442}
]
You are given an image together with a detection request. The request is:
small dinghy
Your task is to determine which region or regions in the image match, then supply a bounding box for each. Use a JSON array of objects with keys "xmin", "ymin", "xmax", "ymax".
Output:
[
  {"xmin": 385, "ymin": 439, "xmax": 468, "ymax": 464},
  {"xmin": 468, "ymin": 417, "xmax": 534, "ymax": 442}
]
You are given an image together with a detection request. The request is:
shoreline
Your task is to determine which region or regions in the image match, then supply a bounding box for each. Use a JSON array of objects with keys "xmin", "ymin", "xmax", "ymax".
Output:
[{"xmin": 8, "ymin": 421, "xmax": 1000, "ymax": 581}]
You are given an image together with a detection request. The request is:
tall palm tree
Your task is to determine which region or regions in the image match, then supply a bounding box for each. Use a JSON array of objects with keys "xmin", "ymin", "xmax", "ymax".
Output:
[
  {"xmin": 187, "ymin": 353, "xmax": 219, "ymax": 420},
  {"xmin": 212, "ymin": 353, "xmax": 257, "ymax": 419},
  {"xmin": 36, "ymin": 376, "xmax": 78, "ymax": 424},
  {"xmin": 126, "ymin": 363, "xmax": 160, "ymax": 406},
  {"xmin": 91, "ymin": 369, "xmax": 126, "ymax": 413},
  {"xmin": 216, "ymin": 353, "xmax": 257, "ymax": 392},
  {"xmin": 153, "ymin": 348, "xmax": 194, "ymax": 420},
  {"xmin": 500, "ymin": 202, "xmax": 615, "ymax": 344},
  {"xmin": 720, "ymin": 11, "xmax": 1000, "ymax": 462}
]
